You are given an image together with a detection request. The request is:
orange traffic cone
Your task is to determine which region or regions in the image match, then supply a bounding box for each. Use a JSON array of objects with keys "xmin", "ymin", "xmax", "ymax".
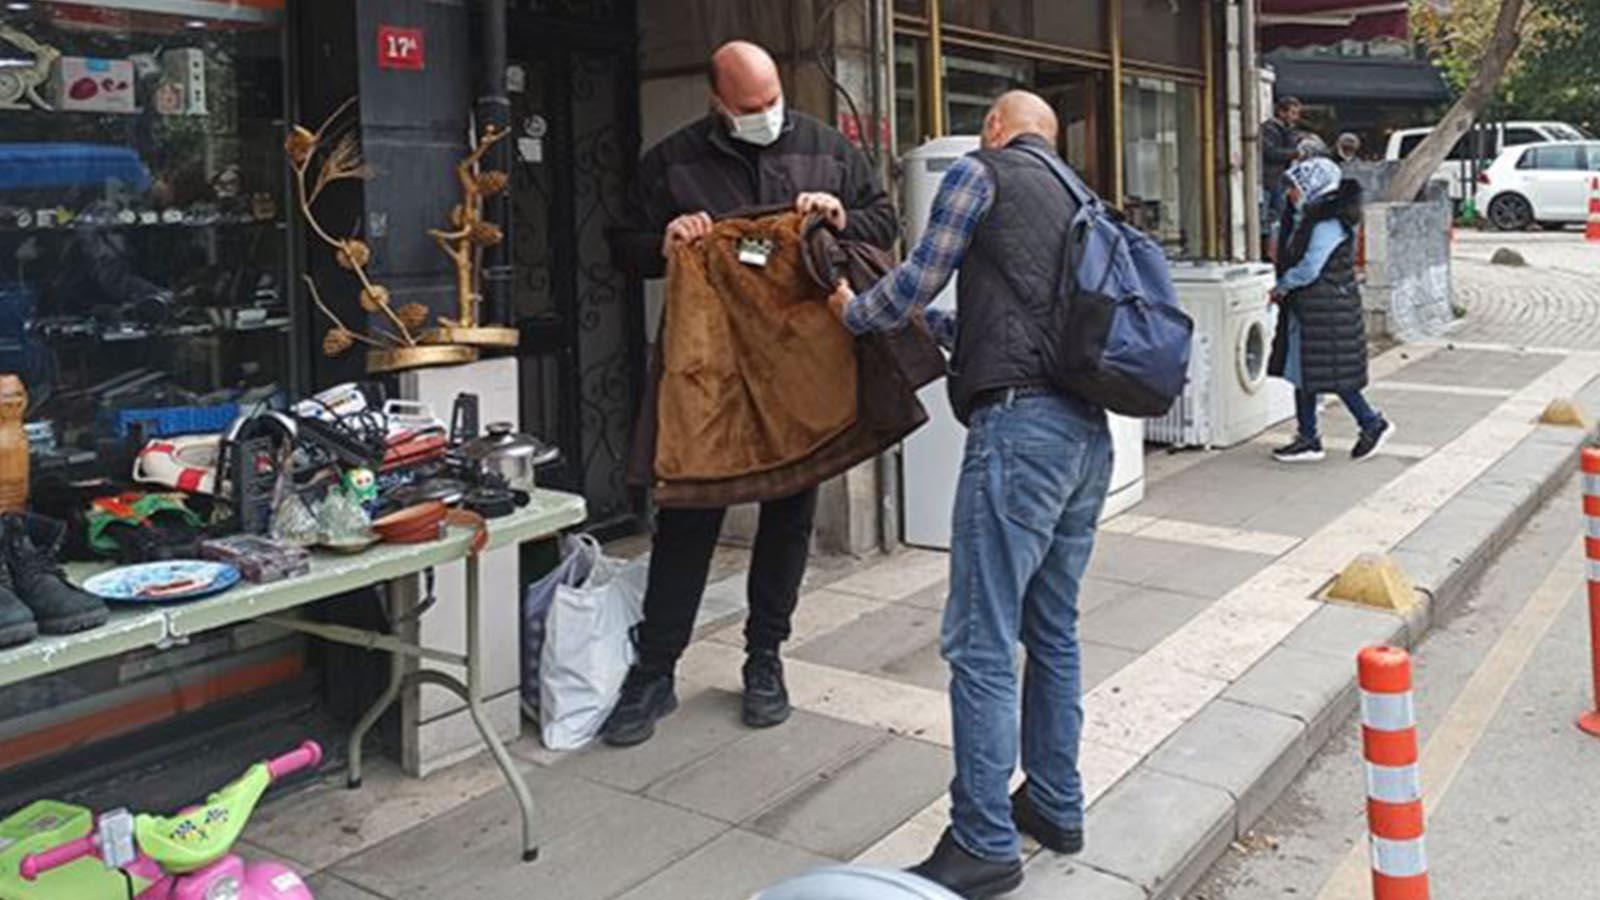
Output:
[{"xmin": 1587, "ymin": 176, "xmax": 1600, "ymax": 243}]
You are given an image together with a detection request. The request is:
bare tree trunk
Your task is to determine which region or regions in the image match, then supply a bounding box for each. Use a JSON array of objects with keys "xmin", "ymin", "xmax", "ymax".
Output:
[{"xmin": 1382, "ymin": 0, "xmax": 1528, "ymax": 202}]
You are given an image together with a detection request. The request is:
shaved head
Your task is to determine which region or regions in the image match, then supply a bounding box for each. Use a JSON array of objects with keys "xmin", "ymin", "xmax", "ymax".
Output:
[
  {"xmin": 709, "ymin": 40, "xmax": 782, "ymax": 115},
  {"xmin": 982, "ymin": 90, "xmax": 1059, "ymax": 150}
]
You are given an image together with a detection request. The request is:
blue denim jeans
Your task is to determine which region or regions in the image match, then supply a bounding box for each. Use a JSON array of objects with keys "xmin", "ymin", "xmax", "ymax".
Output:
[
  {"xmin": 1295, "ymin": 387, "xmax": 1381, "ymax": 441},
  {"xmin": 943, "ymin": 391, "xmax": 1114, "ymax": 861}
]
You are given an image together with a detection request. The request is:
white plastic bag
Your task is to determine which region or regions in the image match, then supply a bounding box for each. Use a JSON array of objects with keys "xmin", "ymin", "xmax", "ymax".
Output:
[
  {"xmin": 521, "ymin": 534, "xmax": 600, "ymax": 722},
  {"xmin": 538, "ymin": 547, "xmax": 648, "ymax": 750}
]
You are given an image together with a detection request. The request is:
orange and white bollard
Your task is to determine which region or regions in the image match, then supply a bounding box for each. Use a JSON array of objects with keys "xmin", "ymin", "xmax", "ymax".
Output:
[
  {"xmin": 1586, "ymin": 176, "xmax": 1600, "ymax": 243},
  {"xmin": 1358, "ymin": 646, "xmax": 1430, "ymax": 900},
  {"xmin": 1578, "ymin": 448, "xmax": 1600, "ymax": 737}
]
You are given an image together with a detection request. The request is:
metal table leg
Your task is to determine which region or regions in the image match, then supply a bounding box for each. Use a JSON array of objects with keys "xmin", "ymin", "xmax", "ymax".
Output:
[
  {"xmin": 348, "ymin": 586, "xmax": 404, "ymax": 790},
  {"xmin": 462, "ymin": 551, "xmax": 541, "ymax": 862}
]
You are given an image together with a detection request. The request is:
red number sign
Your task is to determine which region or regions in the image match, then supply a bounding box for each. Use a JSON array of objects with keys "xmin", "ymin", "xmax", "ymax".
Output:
[{"xmin": 378, "ymin": 25, "xmax": 425, "ymax": 71}]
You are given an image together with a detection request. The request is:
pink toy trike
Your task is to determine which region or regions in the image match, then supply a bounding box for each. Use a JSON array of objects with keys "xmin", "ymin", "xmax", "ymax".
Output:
[{"xmin": 0, "ymin": 741, "xmax": 323, "ymax": 900}]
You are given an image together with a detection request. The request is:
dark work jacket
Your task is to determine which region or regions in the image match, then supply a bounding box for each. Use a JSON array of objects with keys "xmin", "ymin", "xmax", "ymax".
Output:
[
  {"xmin": 610, "ymin": 111, "xmax": 897, "ymax": 276},
  {"xmin": 949, "ymin": 134, "xmax": 1079, "ymax": 424},
  {"xmin": 1262, "ymin": 117, "xmax": 1299, "ymax": 189},
  {"xmin": 1268, "ymin": 180, "xmax": 1368, "ymax": 394}
]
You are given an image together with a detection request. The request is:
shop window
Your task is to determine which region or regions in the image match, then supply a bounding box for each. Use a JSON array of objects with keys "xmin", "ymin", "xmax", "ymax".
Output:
[
  {"xmin": 895, "ymin": 0, "xmax": 928, "ymax": 16},
  {"xmin": 942, "ymin": 0, "xmax": 1106, "ymax": 52},
  {"xmin": 894, "ymin": 37, "xmax": 926, "ymax": 157},
  {"xmin": 942, "ymin": 49, "xmax": 1032, "ymax": 138},
  {"xmin": 1121, "ymin": 76, "xmax": 1203, "ymax": 259},
  {"xmin": 0, "ymin": 2, "xmax": 289, "ymax": 488}
]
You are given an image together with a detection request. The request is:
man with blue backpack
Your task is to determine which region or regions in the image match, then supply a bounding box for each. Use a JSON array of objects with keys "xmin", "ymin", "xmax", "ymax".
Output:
[{"xmin": 828, "ymin": 90, "xmax": 1190, "ymax": 898}]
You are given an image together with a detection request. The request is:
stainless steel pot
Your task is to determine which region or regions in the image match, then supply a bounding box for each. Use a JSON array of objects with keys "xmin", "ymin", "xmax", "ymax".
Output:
[{"xmin": 457, "ymin": 422, "xmax": 559, "ymax": 491}]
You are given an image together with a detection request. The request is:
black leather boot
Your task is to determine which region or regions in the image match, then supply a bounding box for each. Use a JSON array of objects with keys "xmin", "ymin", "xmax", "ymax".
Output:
[
  {"xmin": 0, "ymin": 569, "xmax": 35, "ymax": 648},
  {"xmin": 5, "ymin": 514, "xmax": 108, "ymax": 635},
  {"xmin": 909, "ymin": 828, "xmax": 1024, "ymax": 899},
  {"xmin": 1012, "ymin": 782, "xmax": 1084, "ymax": 854}
]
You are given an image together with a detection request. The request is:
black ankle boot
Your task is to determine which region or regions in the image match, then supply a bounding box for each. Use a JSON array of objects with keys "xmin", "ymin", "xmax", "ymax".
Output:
[
  {"xmin": 0, "ymin": 574, "xmax": 35, "ymax": 648},
  {"xmin": 1011, "ymin": 782, "xmax": 1084, "ymax": 854},
  {"xmin": 909, "ymin": 829, "xmax": 1024, "ymax": 899},
  {"xmin": 5, "ymin": 514, "xmax": 108, "ymax": 635}
]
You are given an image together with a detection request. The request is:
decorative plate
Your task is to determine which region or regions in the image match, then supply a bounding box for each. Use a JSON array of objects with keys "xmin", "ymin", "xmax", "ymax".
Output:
[{"xmin": 82, "ymin": 560, "xmax": 242, "ymax": 603}]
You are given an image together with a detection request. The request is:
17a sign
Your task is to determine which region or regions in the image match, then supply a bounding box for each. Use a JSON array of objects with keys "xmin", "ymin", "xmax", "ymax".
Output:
[{"xmin": 378, "ymin": 25, "xmax": 425, "ymax": 70}]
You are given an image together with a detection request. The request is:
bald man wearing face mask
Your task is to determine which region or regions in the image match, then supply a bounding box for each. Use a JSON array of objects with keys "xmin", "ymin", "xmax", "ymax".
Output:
[{"xmin": 604, "ymin": 41, "xmax": 896, "ymax": 750}]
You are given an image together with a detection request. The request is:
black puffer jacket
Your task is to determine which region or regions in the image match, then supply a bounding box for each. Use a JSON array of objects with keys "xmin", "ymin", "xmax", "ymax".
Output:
[{"xmin": 1268, "ymin": 180, "xmax": 1367, "ymax": 394}]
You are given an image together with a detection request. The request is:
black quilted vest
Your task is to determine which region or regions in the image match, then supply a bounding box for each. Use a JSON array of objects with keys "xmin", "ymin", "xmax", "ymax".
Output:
[
  {"xmin": 1275, "ymin": 180, "xmax": 1367, "ymax": 394},
  {"xmin": 949, "ymin": 135, "xmax": 1079, "ymax": 424}
]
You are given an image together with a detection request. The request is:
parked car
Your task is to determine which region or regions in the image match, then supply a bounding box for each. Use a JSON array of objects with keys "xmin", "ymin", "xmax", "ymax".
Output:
[
  {"xmin": 1474, "ymin": 141, "xmax": 1600, "ymax": 231},
  {"xmin": 1384, "ymin": 121, "xmax": 1592, "ymax": 203}
]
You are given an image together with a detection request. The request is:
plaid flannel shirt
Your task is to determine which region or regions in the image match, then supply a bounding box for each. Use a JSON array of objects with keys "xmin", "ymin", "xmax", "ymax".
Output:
[{"xmin": 841, "ymin": 154, "xmax": 994, "ymax": 350}]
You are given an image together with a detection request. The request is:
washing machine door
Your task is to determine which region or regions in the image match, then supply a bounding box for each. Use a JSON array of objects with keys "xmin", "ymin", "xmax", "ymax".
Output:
[{"xmin": 1236, "ymin": 309, "xmax": 1272, "ymax": 396}]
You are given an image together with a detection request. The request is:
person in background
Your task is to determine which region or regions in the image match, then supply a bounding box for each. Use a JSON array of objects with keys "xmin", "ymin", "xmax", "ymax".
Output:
[
  {"xmin": 604, "ymin": 40, "xmax": 897, "ymax": 747},
  {"xmin": 828, "ymin": 91, "xmax": 1108, "ymax": 899},
  {"xmin": 1261, "ymin": 95, "xmax": 1303, "ymax": 259},
  {"xmin": 1268, "ymin": 156, "xmax": 1395, "ymax": 464},
  {"xmin": 1335, "ymin": 131, "xmax": 1362, "ymax": 165}
]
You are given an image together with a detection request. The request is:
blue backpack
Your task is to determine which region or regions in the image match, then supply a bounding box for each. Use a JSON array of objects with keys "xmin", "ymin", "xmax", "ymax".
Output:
[{"xmin": 1011, "ymin": 145, "xmax": 1193, "ymax": 418}]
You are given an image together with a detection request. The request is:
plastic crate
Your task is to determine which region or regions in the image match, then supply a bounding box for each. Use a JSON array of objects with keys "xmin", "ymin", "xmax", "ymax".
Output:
[{"xmin": 102, "ymin": 402, "xmax": 241, "ymax": 439}]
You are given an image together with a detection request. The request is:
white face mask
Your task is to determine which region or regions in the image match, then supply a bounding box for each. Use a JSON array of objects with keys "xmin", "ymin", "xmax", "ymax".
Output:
[{"xmin": 726, "ymin": 98, "xmax": 785, "ymax": 147}]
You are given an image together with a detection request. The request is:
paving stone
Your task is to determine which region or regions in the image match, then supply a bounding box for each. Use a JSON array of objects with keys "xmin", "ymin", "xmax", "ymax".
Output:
[
  {"xmin": 879, "ymin": 639, "xmax": 948, "ymax": 692},
  {"xmin": 747, "ymin": 736, "xmax": 952, "ymax": 859},
  {"xmin": 646, "ymin": 710, "xmax": 884, "ymax": 823},
  {"xmin": 614, "ymin": 828, "xmax": 835, "ymax": 900},
  {"xmin": 1139, "ymin": 543, "xmax": 1275, "ymax": 598},
  {"xmin": 1080, "ymin": 587, "xmax": 1214, "ymax": 653},
  {"xmin": 1386, "ymin": 346, "xmax": 1563, "ymax": 390},
  {"xmin": 898, "ymin": 578, "xmax": 950, "ymax": 611},
  {"xmin": 1014, "ymin": 857, "xmax": 1147, "ymax": 900},
  {"xmin": 1392, "ymin": 494, "xmax": 1528, "ymax": 607},
  {"xmin": 1222, "ymin": 644, "xmax": 1359, "ymax": 752},
  {"xmin": 552, "ymin": 687, "xmax": 749, "ymax": 792},
  {"xmin": 793, "ymin": 602, "xmax": 943, "ymax": 674},
  {"xmin": 1081, "ymin": 639, "xmax": 1141, "ymax": 690},
  {"xmin": 1320, "ymin": 388, "xmax": 1500, "ymax": 446},
  {"xmin": 1280, "ymin": 602, "xmax": 1408, "ymax": 660},
  {"xmin": 828, "ymin": 548, "xmax": 950, "ymax": 601},
  {"xmin": 1144, "ymin": 698, "xmax": 1307, "ymax": 836},
  {"xmin": 305, "ymin": 873, "xmax": 390, "ymax": 900},
  {"xmin": 330, "ymin": 770, "xmax": 724, "ymax": 900},
  {"xmin": 1074, "ymin": 768, "xmax": 1234, "ymax": 900}
]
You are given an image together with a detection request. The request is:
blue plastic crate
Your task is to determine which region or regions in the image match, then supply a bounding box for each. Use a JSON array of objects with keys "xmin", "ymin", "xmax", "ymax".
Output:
[{"xmin": 102, "ymin": 402, "xmax": 241, "ymax": 439}]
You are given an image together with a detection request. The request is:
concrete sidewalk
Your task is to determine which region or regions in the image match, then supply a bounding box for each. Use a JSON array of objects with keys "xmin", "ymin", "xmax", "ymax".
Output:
[{"xmin": 244, "ymin": 342, "xmax": 1600, "ymax": 900}]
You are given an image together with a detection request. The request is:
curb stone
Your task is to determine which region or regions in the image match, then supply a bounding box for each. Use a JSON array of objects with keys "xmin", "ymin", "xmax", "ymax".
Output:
[{"xmin": 1024, "ymin": 380, "xmax": 1600, "ymax": 898}]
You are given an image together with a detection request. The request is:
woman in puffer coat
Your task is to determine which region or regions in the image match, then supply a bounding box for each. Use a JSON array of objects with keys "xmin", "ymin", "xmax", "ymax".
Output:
[{"xmin": 1267, "ymin": 157, "xmax": 1395, "ymax": 463}]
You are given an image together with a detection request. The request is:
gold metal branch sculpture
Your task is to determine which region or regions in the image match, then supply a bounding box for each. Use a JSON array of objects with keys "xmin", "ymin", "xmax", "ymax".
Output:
[
  {"xmin": 422, "ymin": 124, "xmax": 520, "ymax": 349},
  {"xmin": 287, "ymin": 98, "xmax": 477, "ymax": 373}
]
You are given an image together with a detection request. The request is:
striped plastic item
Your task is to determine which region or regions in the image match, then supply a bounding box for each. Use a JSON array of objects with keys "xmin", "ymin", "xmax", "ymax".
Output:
[
  {"xmin": 1358, "ymin": 645, "xmax": 1430, "ymax": 900},
  {"xmin": 1578, "ymin": 448, "xmax": 1600, "ymax": 737}
]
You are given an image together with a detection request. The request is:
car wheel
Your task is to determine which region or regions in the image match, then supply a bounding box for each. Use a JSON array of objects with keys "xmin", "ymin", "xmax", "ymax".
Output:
[{"xmin": 1488, "ymin": 194, "xmax": 1534, "ymax": 231}]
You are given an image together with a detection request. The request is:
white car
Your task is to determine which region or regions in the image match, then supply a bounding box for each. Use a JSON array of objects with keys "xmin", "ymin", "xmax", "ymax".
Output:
[
  {"xmin": 1385, "ymin": 120, "xmax": 1590, "ymax": 202},
  {"xmin": 1474, "ymin": 141, "xmax": 1600, "ymax": 231}
]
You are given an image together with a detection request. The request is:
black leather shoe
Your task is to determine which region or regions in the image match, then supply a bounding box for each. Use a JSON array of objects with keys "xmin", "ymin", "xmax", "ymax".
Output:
[
  {"xmin": 600, "ymin": 667, "xmax": 677, "ymax": 747},
  {"xmin": 742, "ymin": 648, "xmax": 791, "ymax": 728},
  {"xmin": 909, "ymin": 829, "xmax": 1023, "ymax": 899},
  {"xmin": 1012, "ymin": 782, "xmax": 1084, "ymax": 854},
  {"xmin": 5, "ymin": 514, "xmax": 107, "ymax": 635}
]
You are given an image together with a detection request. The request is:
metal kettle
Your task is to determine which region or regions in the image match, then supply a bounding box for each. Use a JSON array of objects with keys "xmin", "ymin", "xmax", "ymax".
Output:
[{"xmin": 456, "ymin": 422, "xmax": 559, "ymax": 491}]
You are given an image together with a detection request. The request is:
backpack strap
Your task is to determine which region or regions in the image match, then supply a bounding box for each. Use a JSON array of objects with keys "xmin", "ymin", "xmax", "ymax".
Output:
[{"xmin": 1014, "ymin": 144, "xmax": 1102, "ymax": 211}]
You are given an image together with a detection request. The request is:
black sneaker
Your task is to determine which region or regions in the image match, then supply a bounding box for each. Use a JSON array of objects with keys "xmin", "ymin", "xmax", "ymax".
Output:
[
  {"xmin": 1351, "ymin": 418, "xmax": 1395, "ymax": 462},
  {"xmin": 1272, "ymin": 435, "xmax": 1325, "ymax": 463},
  {"xmin": 5, "ymin": 514, "xmax": 107, "ymax": 635},
  {"xmin": 741, "ymin": 649, "xmax": 791, "ymax": 728},
  {"xmin": 908, "ymin": 828, "xmax": 1024, "ymax": 899},
  {"xmin": 1011, "ymin": 782, "xmax": 1084, "ymax": 855},
  {"xmin": 600, "ymin": 666, "xmax": 677, "ymax": 747}
]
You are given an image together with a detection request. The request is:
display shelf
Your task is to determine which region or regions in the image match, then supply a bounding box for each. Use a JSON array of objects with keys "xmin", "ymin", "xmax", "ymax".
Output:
[{"xmin": 0, "ymin": 218, "xmax": 283, "ymax": 234}]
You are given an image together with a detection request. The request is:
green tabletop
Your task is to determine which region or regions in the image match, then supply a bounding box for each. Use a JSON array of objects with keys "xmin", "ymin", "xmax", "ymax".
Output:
[{"xmin": 0, "ymin": 490, "xmax": 587, "ymax": 690}]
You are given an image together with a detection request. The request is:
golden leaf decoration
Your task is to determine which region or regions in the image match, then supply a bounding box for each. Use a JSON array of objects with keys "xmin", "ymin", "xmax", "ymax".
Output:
[
  {"xmin": 322, "ymin": 327, "xmax": 355, "ymax": 356},
  {"xmin": 448, "ymin": 204, "xmax": 467, "ymax": 228},
  {"xmin": 397, "ymin": 303, "xmax": 430, "ymax": 331},
  {"xmin": 469, "ymin": 222, "xmax": 504, "ymax": 247},
  {"xmin": 335, "ymin": 239, "xmax": 371, "ymax": 271},
  {"xmin": 359, "ymin": 284, "xmax": 391, "ymax": 312},
  {"xmin": 285, "ymin": 126, "xmax": 318, "ymax": 167},
  {"xmin": 475, "ymin": 171, "xmax": 509, "ymax": 196}
]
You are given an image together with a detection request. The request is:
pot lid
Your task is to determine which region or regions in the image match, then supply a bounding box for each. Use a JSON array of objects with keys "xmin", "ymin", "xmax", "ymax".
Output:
[{"xmin": 458, "ymin": 421, "xmax": 560, "ymax": 466}]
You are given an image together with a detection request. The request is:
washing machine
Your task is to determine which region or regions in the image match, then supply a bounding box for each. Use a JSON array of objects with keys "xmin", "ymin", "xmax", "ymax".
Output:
[
  {"xmin": 1147, "ymin": 262, "xmax": 1295, "ymax": 449},
  {"xmin": 897, "ymin": 137, "xmax": 1146, "ymax": 551}
]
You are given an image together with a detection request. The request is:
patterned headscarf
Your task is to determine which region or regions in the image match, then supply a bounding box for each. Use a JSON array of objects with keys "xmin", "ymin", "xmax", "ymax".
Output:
[{"xmin": 1285, "ymin": 157, "xmax": 1342, "ymax": 207}]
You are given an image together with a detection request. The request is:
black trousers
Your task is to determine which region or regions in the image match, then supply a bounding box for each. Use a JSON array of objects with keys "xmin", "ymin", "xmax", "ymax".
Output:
[{"xmin": 636, "ymin": 487, "xmax": 818, "ymax": 675}]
